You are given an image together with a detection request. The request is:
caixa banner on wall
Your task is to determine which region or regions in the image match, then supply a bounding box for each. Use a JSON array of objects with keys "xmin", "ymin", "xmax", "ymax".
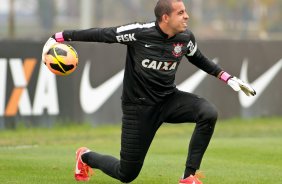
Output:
[{"xmin": 0, "ymin": 40, "xmax": 281, "ymax": 128}]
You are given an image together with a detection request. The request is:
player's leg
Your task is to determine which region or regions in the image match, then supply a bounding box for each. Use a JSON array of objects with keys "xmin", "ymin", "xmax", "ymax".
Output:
[
  {"xmin": 79, "ymin": 102, "xmax": 162, "ymax": 183},
  {"xmin": 162, "ymin": 90, "xmax": 218, "ymax": 179}
]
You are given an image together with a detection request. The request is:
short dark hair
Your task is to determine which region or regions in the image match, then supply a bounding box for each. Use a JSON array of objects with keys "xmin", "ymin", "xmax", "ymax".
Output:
[{"xmin": 154, "ymin": 0, "xmax": 183, "ymax": 22}]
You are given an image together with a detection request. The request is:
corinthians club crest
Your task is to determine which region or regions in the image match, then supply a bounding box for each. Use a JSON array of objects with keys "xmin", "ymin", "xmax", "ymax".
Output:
[{"xmin": 172, "ymin": 43, "xmax": 183, "ymax": 57}]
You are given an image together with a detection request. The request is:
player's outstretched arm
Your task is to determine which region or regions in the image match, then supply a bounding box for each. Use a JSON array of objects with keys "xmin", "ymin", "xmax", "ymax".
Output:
[{"xmin": 218, "ymin": 71, "xmax": 256, "ymax": 96}]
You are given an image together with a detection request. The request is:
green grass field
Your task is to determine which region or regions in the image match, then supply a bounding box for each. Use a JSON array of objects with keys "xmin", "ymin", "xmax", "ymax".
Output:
[{"xmin": 0, "ymin": 117, "xmax": 282, "ymax": 184}]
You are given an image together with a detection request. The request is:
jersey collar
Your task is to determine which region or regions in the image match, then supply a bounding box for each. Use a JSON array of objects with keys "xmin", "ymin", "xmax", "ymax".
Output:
[
  {"xmin": 155, "ymin": 21, "xmax": 177, "ymax": 40},
  {"xmin": 155, "ymin": 21, "xmax": 169, "ymax": 38}
]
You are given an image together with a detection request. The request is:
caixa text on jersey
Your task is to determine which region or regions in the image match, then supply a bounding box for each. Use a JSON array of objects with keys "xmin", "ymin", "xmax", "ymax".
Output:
[{"xmin": 142, "ymin": 59, "xmax": 178, "ymax": 71}]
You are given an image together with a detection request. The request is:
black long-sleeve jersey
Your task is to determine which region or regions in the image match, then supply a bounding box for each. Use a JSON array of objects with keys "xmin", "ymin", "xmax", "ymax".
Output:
[{"xmin": 62, "ymin": 22, "xmax": 222, "ymax": 104}]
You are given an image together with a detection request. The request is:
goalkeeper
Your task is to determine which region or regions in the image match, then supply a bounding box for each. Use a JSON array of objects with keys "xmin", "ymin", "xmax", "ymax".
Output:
[{"xmin": 42, "ymin": 0, "xmax": 256, "ymax": 183}]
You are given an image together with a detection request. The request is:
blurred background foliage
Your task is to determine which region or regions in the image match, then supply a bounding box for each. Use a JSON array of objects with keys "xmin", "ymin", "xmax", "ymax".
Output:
[{"xmin": 0, "ymin": 0, "xmax": 281, "ymax": 40}]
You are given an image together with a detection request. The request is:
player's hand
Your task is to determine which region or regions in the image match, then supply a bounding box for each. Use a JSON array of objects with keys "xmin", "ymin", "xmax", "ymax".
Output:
[
  {"xmin": 42, "ymin": 37, "xmax": 58, "ymax": 63},
  {"xmin": 227, "ymin": 77, "xmax": 256, "ymax": 96},
  {"xmin": 42, "ymin": 32, "xmax": 65, "ymax": 63}
]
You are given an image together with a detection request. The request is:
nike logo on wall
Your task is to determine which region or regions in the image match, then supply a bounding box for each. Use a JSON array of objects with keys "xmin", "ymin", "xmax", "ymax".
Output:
[
  {"xmin": 80, "ymin": 61, "xmax": 124, "ymax": 114},
  {"xmin": 239, "ymin": 58, "xmax": 282, "ymax": 108},
  {"xmin": 79, "ymin": 58, "xmax": 281, "ymax": 113},
  {"xmin": 177, "ymin": 58, "xmax": 218, "ymax": 92}
]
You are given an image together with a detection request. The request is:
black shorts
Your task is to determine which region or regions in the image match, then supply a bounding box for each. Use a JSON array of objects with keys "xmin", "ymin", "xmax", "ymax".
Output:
[{"xmin": 120, "ymin": 89, "xmax": 217, "ymax": 168}]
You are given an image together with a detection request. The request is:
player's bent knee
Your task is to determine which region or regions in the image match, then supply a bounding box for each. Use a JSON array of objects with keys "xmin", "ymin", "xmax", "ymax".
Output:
[
  {"xmin": 119, "ymin": 170, "xmax": 140, "ymax": 183},
  {"xmin": 119, "ymin": 161, "xmax": 143, "ymax": 183},
  {"xmin": 198, "ymin": 101, "xmax": 218, "ymax": 124},
  {"xmin": 205, "ymin": 104, "xmax": 218, "ymax": 122},
  {"xmin": 196, "ymin": 102, "xmax": 218, "ymax": 135},
  {"xmin": 119, "ymin": 174, "xmax": 138, "ymax": 183}
]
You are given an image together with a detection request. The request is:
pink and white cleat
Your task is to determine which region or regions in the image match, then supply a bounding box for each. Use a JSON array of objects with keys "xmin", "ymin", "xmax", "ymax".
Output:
[
  {"xmin": 179, "ymin": 174, "xmax": 203, "ymax": 184},
  {"xmin": 74, "ymin": 147, "xmax": 93, "ymax": 181}
]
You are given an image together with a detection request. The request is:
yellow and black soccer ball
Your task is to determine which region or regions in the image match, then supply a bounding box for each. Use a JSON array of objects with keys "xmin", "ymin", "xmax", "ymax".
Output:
[{"xmin": 44, "ymin": 43, "xmax": 78, "ymax": 76}]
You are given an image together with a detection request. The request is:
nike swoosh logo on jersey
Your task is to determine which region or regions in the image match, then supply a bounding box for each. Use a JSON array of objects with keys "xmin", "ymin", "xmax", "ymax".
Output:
[
  {"xmin": 145, "ymin": 44, "xmax": 153, "ymax": 48},
  {"xmin": 80, "ymin": 61, "xmax": 124, "ymax": 114},
  {"xmin": 177, "ymin": 58, "xmax": 218, "ymax": 92},
  {"xmin": 239, "ymin": 58, "xmax": 282, "ymax": 108}
]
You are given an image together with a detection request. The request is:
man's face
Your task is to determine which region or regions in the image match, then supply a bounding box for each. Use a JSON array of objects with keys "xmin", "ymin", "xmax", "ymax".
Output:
[{"xmin": 167, "ymin": 1, "xmax": 189, "ymax": 34}]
